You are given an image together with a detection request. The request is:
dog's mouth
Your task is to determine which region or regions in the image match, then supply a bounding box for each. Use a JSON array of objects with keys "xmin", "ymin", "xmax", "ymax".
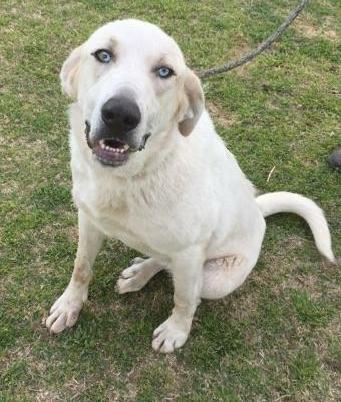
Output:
[
  {"xmin": 93, "ymin": 138, "xmax": 130, "ymax": 167},
  {"xmin": 85, "ymin": 121, "xmax": 150, "ymax": 167}
]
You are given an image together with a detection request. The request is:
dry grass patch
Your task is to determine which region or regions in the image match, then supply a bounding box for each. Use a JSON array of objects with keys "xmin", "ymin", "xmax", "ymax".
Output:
[
  {"xmin": 295, "ymin": 16, "xmax": 338, "ymax": 42},
  {"xmin": 207, "ymin": 101, "xmax": 237, "ymax": 128}
]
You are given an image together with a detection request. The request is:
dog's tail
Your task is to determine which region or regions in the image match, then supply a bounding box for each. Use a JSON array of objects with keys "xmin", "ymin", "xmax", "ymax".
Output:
[{"xmin": 256, "ymin": 192, "xmax": 336, "ymax": 263}]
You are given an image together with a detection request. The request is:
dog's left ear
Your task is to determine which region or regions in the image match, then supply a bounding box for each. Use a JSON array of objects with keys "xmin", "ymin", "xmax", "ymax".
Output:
[
  {"xmin": 178, "ymin": 69, "xmax": 205, "ymax": 136},
  {"xmin": 60, "ymin": 45, "xmax": 83, "ymax": 99}
]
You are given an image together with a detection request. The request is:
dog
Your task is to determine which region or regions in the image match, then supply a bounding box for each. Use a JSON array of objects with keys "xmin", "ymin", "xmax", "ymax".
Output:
[{"xmin": 45, "ymin": 19, "xmax": 335, "ymax": 353}]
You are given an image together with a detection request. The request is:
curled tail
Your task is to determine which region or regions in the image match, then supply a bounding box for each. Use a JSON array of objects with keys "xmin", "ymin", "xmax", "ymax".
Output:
[{"xmin": 256, "ymin": 191, "xmax": 336, "ymax": 263}]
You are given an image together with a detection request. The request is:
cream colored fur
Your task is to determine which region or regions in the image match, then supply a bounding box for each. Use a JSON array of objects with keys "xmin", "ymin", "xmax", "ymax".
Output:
[{"xmin": 45, "ymin": 19, "xmax": 335, "ymax": 353}]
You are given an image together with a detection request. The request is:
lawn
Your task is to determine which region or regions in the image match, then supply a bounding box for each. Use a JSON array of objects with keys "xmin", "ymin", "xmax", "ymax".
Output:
[{"xmin": 0, "ymin": 0, "xmax": 340, "ymax": 400}]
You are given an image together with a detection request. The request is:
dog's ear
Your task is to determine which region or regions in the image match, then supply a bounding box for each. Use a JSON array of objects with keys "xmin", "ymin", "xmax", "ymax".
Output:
[
  {"xmin": 178, "ymin": 69, "xmax": 205, "ymax": 136},
  {"xmin": 60, "ymin": 45, "xmax": 82, "ymax": 99}
]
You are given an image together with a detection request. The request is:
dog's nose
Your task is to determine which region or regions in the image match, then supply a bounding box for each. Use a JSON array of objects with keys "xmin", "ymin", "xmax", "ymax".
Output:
[{"xmin": 101, "ymin": 96, "xmax": 141, "ymax": 134}]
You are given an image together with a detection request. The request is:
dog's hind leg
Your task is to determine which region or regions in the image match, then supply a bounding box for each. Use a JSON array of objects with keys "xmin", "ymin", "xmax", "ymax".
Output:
[
  {"xmin": 201, "ymin": 211, "xmax": 266, "ymax": 300},
  {"xmin": 116, "ymin": 258, "xmax": 165, "ymax": 294},
  {"xmin": 200, "ymin": 255, "xmax": 257, "ymax": 300}
]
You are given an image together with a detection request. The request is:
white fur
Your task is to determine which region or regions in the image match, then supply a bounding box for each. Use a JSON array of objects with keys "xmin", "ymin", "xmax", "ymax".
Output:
[
  {"xmin": 256, "ymin": 192, "xmax": 335, "ymax": 263},
  {"xmin": 46, "ymin": 19, "xmax": 335, "ymax": 352}
]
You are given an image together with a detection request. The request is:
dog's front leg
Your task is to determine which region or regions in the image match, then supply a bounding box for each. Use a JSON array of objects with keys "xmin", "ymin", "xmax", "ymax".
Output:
[
  {"xmin": 152, "ymin": 246, "xmax": 204, "ymax": 353},
  {"xmin": 45, "ymin": 210, "xmax": 104, "ymax": 333}
]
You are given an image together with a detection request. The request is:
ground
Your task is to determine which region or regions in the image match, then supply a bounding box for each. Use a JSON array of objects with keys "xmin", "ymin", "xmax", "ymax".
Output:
[{"xmin": 0, "ymin": 1, "xmax": 340, "ymax": 401}]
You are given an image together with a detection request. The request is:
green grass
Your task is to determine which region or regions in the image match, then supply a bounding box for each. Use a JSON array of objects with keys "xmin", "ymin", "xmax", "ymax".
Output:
[{"xmin": 0, "ymin": 1, "xmax": 340, "ymax": 400}]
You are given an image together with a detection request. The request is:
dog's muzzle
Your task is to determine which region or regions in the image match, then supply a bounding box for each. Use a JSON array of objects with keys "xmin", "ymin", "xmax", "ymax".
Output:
[{"xmin": 85, "ymin": 120, "xmax": 150, "ymax": 167}]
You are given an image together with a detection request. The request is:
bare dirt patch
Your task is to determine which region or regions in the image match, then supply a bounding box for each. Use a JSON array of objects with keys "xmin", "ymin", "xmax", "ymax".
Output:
[
  {"xmin": 295, "ymin": 17, "xmax": 338, "ymax": 42},
  {"xmin": 207, "ymin": 101, "xmax": 237, "ymax": 128}
]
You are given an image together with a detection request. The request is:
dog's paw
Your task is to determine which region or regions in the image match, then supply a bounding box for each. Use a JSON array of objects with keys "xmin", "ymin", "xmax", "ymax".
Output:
[
  {"xmin": 45, "ymin": 287, "xmax": 85, "ymax": 334},
  {"xmin": 130, "ymin": 256, "xmax": 145, "ymax": 265},
  {"xmin": 152, "ymin": 316, "xmax": 190, "ymax": 353},
  {"xmin": 116, "ymin": 258, "xmax": 163, "ymax": 294},
  {"xmin": 116, "ymin": 261, "xmax": 148, "ymax": 294}
]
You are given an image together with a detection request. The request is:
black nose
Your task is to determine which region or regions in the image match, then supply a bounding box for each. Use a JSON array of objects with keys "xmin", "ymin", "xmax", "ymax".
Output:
[{"xmin": 101, "ymin": 96, "xmax": 141, "ymax": 135}]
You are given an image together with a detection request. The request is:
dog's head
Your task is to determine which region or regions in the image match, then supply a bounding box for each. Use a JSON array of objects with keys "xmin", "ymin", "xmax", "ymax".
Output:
[{"xmin": 61, "ymin": 19, "xmax": 204, "ymax": 169}]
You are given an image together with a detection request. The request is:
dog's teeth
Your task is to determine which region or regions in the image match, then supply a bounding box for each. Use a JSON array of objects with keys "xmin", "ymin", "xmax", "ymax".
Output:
[{"xmin": 98, "ymin": 141, "xmax": 128, "ymax": 154}]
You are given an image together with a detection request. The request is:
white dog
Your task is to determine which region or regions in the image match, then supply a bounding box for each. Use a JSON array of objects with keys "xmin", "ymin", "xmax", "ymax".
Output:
[{"xmin": 46, "ymin": 19, "xmax": 335, "ymax": 353}]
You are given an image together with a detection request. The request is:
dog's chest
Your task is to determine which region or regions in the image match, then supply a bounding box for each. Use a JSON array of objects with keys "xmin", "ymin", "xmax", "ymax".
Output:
[{"xmin": 72, "ymin": 173, "xmax": 173, "ymax": 256}]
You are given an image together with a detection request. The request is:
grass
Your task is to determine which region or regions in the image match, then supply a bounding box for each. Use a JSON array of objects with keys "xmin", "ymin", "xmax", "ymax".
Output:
[{"xmin": 0, "ymin": 0, "xmax": 340, "ymax": 400}]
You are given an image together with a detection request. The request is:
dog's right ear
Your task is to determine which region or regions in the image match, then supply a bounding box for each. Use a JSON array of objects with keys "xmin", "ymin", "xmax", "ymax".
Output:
[{"xmin": 60, "ymin": 45, "xmax": 82, "ymax": 99}]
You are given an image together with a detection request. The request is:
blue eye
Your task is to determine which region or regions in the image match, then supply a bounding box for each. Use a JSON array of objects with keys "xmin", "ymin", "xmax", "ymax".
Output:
[
  {"xmin": 157, "ymin": 66, "xmax": 174, "ymax": 79},
  {"xmin": 93, "ymin": 49, "xmax": 113, "ymax": 63}
]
